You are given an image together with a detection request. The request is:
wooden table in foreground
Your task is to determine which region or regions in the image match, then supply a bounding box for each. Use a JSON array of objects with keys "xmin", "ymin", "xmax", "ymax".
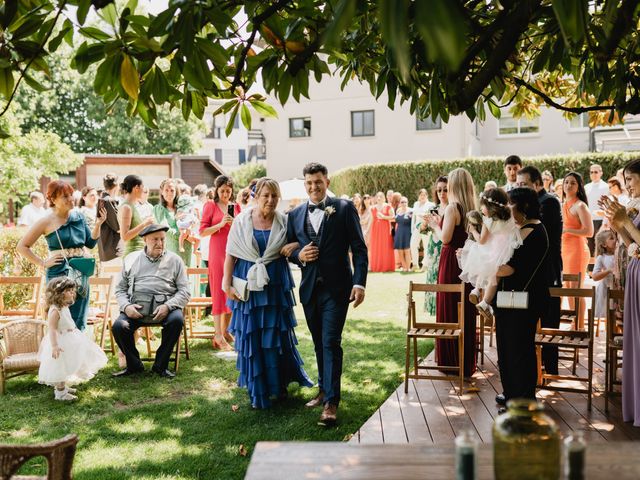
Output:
[{"xmin": 245, "ymin": 441, "xmax": 640, "ymax": 479}]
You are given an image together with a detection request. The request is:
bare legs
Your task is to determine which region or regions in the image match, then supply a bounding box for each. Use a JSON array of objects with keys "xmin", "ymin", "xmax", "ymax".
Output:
[{"xmin": 212, "ymin": 312, "xmax": 233, "ymax": 351}]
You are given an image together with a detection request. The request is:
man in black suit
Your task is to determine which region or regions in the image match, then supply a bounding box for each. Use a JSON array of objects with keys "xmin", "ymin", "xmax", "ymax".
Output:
[
  {"xmin": 287, "ymin": 162, "xmax": 368, "ymax": 425},
  {"xmin": 517, "ymin": 166, "xmax": 563, "ymax": 375}
]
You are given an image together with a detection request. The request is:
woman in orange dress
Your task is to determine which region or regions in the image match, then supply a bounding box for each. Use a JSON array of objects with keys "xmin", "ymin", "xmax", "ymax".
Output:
[
  {"xmin": 369, "ymin": 191, "xmax": 395, "ymax": 272},
  {"xmin": 561, "ymin": 172, "xmax": 593, "ymax": 329}
]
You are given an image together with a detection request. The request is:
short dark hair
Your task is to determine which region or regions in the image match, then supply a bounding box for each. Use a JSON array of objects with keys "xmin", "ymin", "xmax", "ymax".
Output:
[
  {"xmin": 120, "ymin": 174, "xmax": 143, "ymax": 194},
  {"xmin": 302, "ymin": 162, "xmax": 328, "ymax": 177},
  {"xmin": 518, "ymin": 166, "xmax": 543, "ymax": 186},
  {"xmin": 103, "ymin": 173, "xmax": 118, "ymax": 190},
  {"xmin": 508, "ymin": 187, "xmax": 541, "ymax": 220},
  {"xmin": 505, "ymin": 155, "xmax": 523, "ymax": 167}
]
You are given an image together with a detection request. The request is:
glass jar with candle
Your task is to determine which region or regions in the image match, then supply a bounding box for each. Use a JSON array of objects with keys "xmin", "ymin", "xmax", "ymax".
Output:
[
  {"xmin": 492, "ymin": 399, "xmax": 561, "ymax": 480},
  {"xmin": 455, "ymin": 429, "xmax": 478, "ymax": 480}
]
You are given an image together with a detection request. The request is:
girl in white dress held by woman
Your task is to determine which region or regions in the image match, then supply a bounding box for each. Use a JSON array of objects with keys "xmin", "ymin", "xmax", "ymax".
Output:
[
  {"xmin": 458, "ymin": 188, "xmax": 522, "ymax": 319},
  {"xmin": 38, "ymin": 277, "xmax": 108, "ymax": 401}
]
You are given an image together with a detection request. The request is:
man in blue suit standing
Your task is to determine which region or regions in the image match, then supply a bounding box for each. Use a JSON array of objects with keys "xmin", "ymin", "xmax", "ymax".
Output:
[{"xmin": 287, "ymin": 162, "xmax": 368, "ymax": 425}]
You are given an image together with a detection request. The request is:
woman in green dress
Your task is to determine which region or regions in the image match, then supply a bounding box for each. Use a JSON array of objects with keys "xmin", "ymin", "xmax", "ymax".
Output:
[
  {"xmin": 419, "ymin": 176, "xmax": 448, "ymax": 315},
  {"xmin": 154, "ymin": 178, "xmax": 193, "ymax": 266},
  {"xmin": 118, "ymin": 175, "xmax": 154, "ymax": 259},
  {"xmin": 17, "ymin": 180, "xmax": 106, "ymax": 330}
]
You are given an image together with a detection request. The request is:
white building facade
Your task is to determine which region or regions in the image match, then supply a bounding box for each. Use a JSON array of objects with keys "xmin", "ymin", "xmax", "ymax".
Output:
[
  {"xmin": 198, "ymin": 100, "xmax": 266, "ymax": 171},
  {"xmin": 263, "ymin": 74, "xmax": 640, "ymax": 181}
]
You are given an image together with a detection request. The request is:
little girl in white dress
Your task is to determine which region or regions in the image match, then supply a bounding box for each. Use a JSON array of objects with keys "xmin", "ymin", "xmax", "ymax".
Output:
[
  {"xmin": 458, "ymin": 188, "xmax": 523, "ymax": 319},
  {"xmin": 38, "ymin": 277, "xmax": 108, "ymax": 401}
]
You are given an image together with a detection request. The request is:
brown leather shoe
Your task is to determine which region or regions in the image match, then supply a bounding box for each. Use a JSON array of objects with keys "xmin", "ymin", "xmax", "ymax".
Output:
[
  {"xmin": 318, "ymin": 403, "xmax": 338, "ymax": 426},
  {"xmin": 305, "ymin": 391, "xmax": 325, "ymax": 408}
]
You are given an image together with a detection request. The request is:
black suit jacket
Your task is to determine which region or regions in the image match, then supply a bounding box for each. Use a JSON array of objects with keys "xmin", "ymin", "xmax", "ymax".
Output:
[
  {"xmin": 538, "ymin": 188, "xmax": 563, "ymax": 285},
  {"xmin": 287, "ymin": 197, "xmax": 368, "ymax": 305}
]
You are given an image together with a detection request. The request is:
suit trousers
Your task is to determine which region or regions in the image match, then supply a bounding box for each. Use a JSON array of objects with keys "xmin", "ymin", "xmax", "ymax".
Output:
[
  {"xmin": 495, "ymin": 310, "xmax": 538, "ymax": 401},
  {"xmin": 112, "ymin": 309, "xmax": 184, "ymax": 372},
  {"xmin": 303, "ymin": 284, "xmax": 349, "ymax": 406}
]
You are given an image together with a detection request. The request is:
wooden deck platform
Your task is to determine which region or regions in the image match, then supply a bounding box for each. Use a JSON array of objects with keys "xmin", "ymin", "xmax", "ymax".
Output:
[{"xmin": 351, "ymin": 330, "xmax": 640, "ymax": 444}]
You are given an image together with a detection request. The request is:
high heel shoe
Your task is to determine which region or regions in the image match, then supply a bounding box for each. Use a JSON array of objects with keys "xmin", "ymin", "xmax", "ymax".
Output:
[
  {"xmin": 224, "ymin": 331, "xmax": 235, "ymax": 343},
  {"xmin": 211, "ymin": 335, "xmax": 233, "ymax": 351}
]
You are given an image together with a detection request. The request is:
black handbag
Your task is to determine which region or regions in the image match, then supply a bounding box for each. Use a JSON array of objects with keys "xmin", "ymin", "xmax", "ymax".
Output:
[{"xmin": 130, "ymin": 292, "xmax": 168, "ymax": 323}]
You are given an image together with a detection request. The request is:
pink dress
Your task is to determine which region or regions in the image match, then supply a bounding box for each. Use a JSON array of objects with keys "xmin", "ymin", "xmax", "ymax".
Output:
[
  {"xmin": 369, "ymin": 205, "xmax": 395, "ymax": 272},
  {"xmin": 200, "ymin": 202, "xmax": 241, "ymax": 315}
]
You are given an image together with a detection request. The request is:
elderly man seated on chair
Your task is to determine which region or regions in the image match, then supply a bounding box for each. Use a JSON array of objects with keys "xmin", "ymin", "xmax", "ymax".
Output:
[{"xmin": 112, "ymin": 224, "xmax": 191, "ymax": 378}]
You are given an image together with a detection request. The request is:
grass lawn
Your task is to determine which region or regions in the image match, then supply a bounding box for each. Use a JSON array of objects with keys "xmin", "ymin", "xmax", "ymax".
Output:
[{"xmin": 0, "ymin": 270, "xmax": 433, "ymax": 479}]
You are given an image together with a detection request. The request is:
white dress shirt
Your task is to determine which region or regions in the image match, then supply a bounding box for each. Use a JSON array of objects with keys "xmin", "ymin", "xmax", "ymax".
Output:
[
  {"xmin": 584, "ymin": 180, "xmax": 609, "ymax": 214},
  {"xmin": 306, "ymin": 197, "xmax": 364, "ymax": 291},
  {"xmin": 308, "ymin": 199, "xmax": 326, "ymax": 234},
  {"xmin": 18, "ymin": 204, "xmax": 48, "ymax": 227}
]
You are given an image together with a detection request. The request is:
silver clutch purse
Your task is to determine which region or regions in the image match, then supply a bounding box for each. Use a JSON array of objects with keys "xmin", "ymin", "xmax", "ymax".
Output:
[
  {"xmin": 496, "ymin": 290, "xmax": 529, "ymax": 310},
  {"xmin": 232, "ymin": 276, "xmax": 249, "ymax": 302}
]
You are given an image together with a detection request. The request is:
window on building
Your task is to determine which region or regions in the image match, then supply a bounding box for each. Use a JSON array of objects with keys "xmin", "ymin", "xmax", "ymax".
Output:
[
  {"xmin": 416, "ymin": 116, "xmax": 442, "ymax": 130},
  {"xmin": 207, "ymin": 115, "xmax": 222, "ymax": 139},
  {"xmin": 351, "ymin": 110, "xmax": 375, "ymax": 137},
  {"xmin": 498, "ymin": 115, "xmax": 539, "ymax": 135},
  {"xmin": 569, "ymin": 112, "xmax": 589, "ymax": 130},
  {"xmin": 289, "ymin": 117, "xmax": 311, "ymax": 137}
]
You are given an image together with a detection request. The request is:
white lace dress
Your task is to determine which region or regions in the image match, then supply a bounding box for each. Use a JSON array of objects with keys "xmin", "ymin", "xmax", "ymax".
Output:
[
  {"xmin": 458, "ymin": 217, "xmax": 523, "ymax": 289},
  {"xmin": 38, "ymin": 306, "xmax": 108, "ymax": 386}
]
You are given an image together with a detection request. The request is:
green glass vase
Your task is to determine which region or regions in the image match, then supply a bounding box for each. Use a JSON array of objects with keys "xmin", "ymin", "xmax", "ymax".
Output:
[{"xmin": 493, "ymin": 399, "xmax": 561, "ymax": 480}]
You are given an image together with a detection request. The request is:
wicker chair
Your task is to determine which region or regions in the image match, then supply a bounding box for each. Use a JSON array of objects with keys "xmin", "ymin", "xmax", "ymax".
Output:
[
  {"xmin": 0, "ymin": 319, "xmax": 47, "ymax": 395},
  {"xmin": 0, "ymin": 434, "xmax": 78, "ymax": 479}
]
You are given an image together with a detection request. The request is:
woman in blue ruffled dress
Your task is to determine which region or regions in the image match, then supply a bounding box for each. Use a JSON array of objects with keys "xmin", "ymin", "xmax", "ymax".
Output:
[{"xmin": 223, "ymin": 178, "xmax": 313, "ymax": 408}]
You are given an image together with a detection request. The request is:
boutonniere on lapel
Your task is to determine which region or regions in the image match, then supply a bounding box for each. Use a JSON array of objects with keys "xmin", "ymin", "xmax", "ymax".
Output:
[{"xmin": 324, "ymin": 206, "xmax": 336, "ymax": 217}]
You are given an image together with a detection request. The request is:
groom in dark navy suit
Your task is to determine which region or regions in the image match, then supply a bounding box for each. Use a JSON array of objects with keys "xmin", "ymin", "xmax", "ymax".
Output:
[{"xmin": 287, "ymin": 162, "xmax": 368, "ymax": 425}]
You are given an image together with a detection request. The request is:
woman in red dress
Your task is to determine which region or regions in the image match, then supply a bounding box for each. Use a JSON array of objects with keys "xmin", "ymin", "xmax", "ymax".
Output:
[
  {"xmin": 369, "ymin": 191, "xmax": 395, "ymax": 272},
  {"xmin": 200, "ymin": 175, "xmax": 241, "ymax": 350},
  {"xmin": 428, "ymin": 168, "xmax": 478, "ymax": 378}
]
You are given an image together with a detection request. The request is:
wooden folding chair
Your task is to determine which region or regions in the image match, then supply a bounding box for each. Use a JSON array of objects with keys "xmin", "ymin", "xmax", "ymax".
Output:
[
  {"xmin": 100, "ymin": 263, "xmax": 123, "ymax": 277},
  {"xmin": 478, "ymin": 310, "xmax": 493, "ymax": 366},
  {"xmin": 184, "ymin": 267, "xmax": 215, "ymax": 339},
  {"xmin": 141, "ymin": 321, "xmax": 190, "ymax": 372},
  {"xmin": 605, "ymin": 288, "xmax": 624, "ymax": 413},
  {"xmin": 405, "ymin": 281, "xmax": 465, "ymax": 394},
  {"xmin": 0, "ymin": 276, "xmax": 44, "ymax": 322},
  {"xmin": 559, "ymin": 272, "xmax": 583, "ymax": 373},
  {"xmin": 87, "ymin": 276, "xmax": 116, "ymax": 354},
  {"xmin": 535, "ymin": 286, "xmax": 596, "ymax": 410}
]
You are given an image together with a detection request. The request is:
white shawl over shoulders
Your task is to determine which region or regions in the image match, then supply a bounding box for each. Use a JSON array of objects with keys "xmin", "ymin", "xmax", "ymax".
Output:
[{"xmin": 225, "ymin": 207, "xmax": 288, "ymax": 291}]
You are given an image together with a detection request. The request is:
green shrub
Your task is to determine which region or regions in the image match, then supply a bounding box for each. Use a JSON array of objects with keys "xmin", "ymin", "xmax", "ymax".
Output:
[
  {"xmin": 0, "ymin": 228, "xmax": 48, "ymax": 309},
  {"xmin": 230, "ymin": 162, "xmax": 267, "ymax": 189},
  {"xmin": 330, "ymin": 151, "xmax": 639, "ymax": 202}
]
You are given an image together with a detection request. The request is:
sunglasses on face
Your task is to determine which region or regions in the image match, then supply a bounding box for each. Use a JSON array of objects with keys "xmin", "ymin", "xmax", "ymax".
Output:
[{"xmin": 437, "ymin": 188, "xmax": 448, "ymax": 192}]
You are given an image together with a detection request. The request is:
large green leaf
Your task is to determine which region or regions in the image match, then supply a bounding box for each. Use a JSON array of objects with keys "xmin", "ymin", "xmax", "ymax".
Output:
[
  {"xmin": 415, "ymin": 0, "xmax": 468, "ymax": 70},
  {"xmin": 552, "ymin": 0, "xmax": 588, "ymax": 44},
  {"xmin": 120, "ymin": 54, "xmax": 140, "ymax": 100},
  {"xmin": 379, "ymin": 0, "xmax": 410, "ymax": 82}
]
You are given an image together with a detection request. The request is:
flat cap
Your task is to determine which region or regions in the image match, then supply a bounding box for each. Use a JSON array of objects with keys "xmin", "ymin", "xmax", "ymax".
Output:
[{"xmin": 139, "ymin": 223, "xmax": 169, "ymax": 237}]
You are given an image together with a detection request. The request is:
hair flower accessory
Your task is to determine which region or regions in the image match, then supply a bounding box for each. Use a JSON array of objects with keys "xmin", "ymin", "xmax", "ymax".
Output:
[{"xmin": 324, "ymin": 206, "xmax": 336, "ymax": 217}]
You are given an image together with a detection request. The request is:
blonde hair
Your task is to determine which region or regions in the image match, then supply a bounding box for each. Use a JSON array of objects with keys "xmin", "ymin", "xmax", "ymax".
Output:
[
  {"xmin": 595, "ymin": 229, "xmax": 616, "ymax": 256},
  {"xmin": 254, "ymin": 177, "xmax": 281, "ymax": 200},
  {"xmin": 447, "ymin": 168, "xmax": 477, "ymax": 227},
  {"xmin": 45, "ymin": 277, "xmax": 77, "ymax": 312}
]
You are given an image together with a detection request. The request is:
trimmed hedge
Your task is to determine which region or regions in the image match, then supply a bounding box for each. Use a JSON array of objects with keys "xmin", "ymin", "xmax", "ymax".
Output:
[
  {"xmin": 330, "ymin": 152, "xmax": 640, "ymax": 202},
  {"xmin": 0, "ymin": 227, "xmax": 48, "ymax": 309}
]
